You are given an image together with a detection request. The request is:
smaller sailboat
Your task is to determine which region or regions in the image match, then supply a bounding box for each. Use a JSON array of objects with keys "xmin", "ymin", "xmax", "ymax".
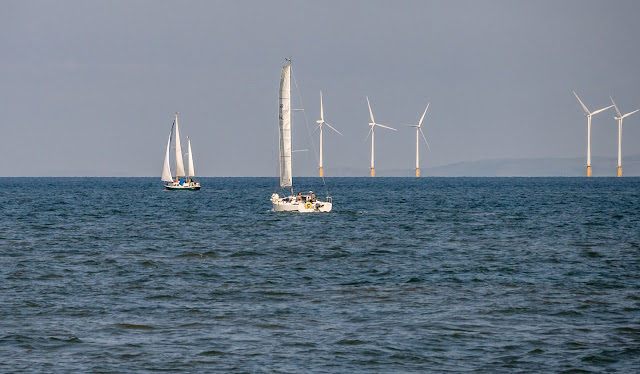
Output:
[{"xmin": 161, "ymin": 113, "xmax": 201, "ymax": 191}]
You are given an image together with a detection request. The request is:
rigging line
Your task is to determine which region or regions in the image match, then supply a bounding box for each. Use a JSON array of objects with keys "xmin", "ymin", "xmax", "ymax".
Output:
[{"xmin": 290, "ymin": 67, "xmax": 329, "ymax": 197}]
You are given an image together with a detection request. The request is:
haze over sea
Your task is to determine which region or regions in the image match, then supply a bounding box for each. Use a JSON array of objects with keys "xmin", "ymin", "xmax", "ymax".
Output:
[{"xmin": 1, "ymin": 177, "xmax": 639, "ymax": 373}]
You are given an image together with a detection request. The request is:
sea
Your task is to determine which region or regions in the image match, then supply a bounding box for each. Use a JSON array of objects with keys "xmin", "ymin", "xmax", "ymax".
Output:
[{"xmin": 1, "ymin": 177, "xmax": 639, "ymax": 373}]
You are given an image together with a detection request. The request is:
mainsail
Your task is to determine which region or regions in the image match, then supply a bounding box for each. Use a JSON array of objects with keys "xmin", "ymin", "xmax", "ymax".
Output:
[
  {"xmin": 161, "ymin": 123, "xmax": 173, "ymax": 182},
  {"xmin": 187, "ymin": 136, "xmax": 195, "ymax": 178},
  {"xmin": 278, "ymin": 64, "xmax": 292, "ymax": 189},
  {"xmin": 174, "ymin": 113, "xmax": 186, "ymax": 177}
]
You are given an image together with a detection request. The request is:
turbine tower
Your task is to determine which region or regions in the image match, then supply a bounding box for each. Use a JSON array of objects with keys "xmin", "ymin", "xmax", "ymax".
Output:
[
  {"xmin": 365, "ymin": 96, "xmax": 397, "ymax": 177},
  {"xmin": 610, "ymin": 96, "xmax": 639, "ymax": 177},
  {"xmin": 573, "ymin": 91, "xmax": 614, "ymax": 177},
  {"xmin": 315, "ymin": 91, "xmax": 342, "ymax": 177},
  {"xmin": 410, "ymin": 103, "xmax": 431, "ymax": 177}
]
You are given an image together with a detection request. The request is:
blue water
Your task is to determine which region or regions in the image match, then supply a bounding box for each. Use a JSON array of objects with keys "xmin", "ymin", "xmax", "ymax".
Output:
[{"xmin": 1, "ymin": 177, "xmax": 639, "ymax": 372}]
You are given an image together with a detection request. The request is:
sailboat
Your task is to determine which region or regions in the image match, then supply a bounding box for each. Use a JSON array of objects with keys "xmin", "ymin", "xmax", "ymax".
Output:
[
  {"xmin": 161, "ymin": 113, "xmax": 201, "ymax": 190},
  {"xmin": 270, "ymin": 60, "xmax": 332, "ymax": 212}
]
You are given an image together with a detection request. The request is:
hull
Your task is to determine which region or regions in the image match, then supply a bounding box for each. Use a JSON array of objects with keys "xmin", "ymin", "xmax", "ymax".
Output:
[
  {"xmin": 165, "ymin": 182, "xmax": 201, "ymax": 191},
  {"xmin": 297, "ymin": 201, "xmax": 332, "ymax": 213},
  {"xmin": 270, "ymin": 194, "xmax": 332, "ymax": 212},
  {"xmin": 272, "ymin": 201, "xmax": 301, "ymax": 212}
]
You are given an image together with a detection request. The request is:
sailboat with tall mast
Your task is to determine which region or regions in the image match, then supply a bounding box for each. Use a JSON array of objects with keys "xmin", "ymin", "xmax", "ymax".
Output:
[
  {"xmin": 270, "ymin": 59, "xmax": 332, "ymax": 212},
  {"xmin": 161, "ymin": 113, "xmax": 201, "ymax": 190}
]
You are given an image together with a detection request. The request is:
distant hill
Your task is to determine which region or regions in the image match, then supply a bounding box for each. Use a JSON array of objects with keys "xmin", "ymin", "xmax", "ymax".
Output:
[{"xmin": 323, "ymin": 155, "xmax": 640, "ymax": 177}]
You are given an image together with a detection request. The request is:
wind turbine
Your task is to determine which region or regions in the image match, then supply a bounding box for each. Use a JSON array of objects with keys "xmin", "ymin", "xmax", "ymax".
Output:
[
  {"xmin": 610, "ymin": 96, "xmax": 639, "ymax": 177},
  {"xmin": 365, "ymin": 96, "xmax": 397, "ymax": 177},
  {"xmin": 409, "ymin": 102, "xmax": 431, "ymax": 177},
  {"xmin": 315, "ymin": 91, "xmax": 342, "ymax": 177},
  {"xmin": 573, "ymin": 91, "xmax": 614, "ymax": 177}
]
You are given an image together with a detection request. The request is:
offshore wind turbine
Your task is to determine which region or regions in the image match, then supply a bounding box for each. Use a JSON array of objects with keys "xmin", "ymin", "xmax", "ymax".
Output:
[
  {"xmin": 610, "ymin": 96, "xmax": 639, "ymax": 177},
  {"xmin": 365, "ymin": 96, "xmax": 396, "ymax": 177},
  {"xmin": 573, "ymin": 91, "xmax": 614, "ymax": 177},
  {"xmin": 315, "ymin": 91, "xmax": 342, "ymax": 177},
  {"xmin": 409, "ymin": 102, "xmax": 430, "ymax": 177}
]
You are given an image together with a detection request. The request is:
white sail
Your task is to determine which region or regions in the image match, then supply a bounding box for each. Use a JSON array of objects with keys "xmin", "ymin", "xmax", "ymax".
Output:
[
  {"xmin": 174, "ymin": 113, "xmax": 186, "ymax": 178},
  {"xmin": 187, "ymin": 136, "xmax": 195, "ymax": 177},
  {"xmin": 161, "ymin": 124, "xmax": 173, "ymax": 182},
  {"xmin": 278, "ymin": 64, "xmax": 292, "ymax": 189}
]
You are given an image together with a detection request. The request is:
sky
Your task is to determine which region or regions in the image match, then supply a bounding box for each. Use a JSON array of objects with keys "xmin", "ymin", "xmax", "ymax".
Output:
[{"xmin": 1, "ymin": 0, "xmax": 640, "ymax": 177}]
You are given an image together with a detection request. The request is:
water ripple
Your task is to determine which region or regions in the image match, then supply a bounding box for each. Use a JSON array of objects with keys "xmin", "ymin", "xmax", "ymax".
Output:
[{"xmin": 0, "ymin": 177, "xmax": 639, "ymax": 372}]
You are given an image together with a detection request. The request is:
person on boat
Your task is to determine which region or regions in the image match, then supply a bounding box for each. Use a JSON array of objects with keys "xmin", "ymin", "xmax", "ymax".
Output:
[
  {"xmin": 296, "ymin": 192, "xmax": 302, "ymax": 202},
  {"xmin": 309, "ymin": 191, "xmax": 316, "ymax": 202}
]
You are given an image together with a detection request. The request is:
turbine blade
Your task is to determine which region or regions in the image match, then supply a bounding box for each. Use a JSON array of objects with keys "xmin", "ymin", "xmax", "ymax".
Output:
[
  {"xmin": 419, "ymin": 128, "xmax": 430, "ymax": 151},
  {"xmin": 324, "ymin": 122, "xmax": 343, "ymax": 136},
  {"xmin": 312, "ymin": 124, "xmax": 321, "ymax": 135},
  {"xmin": 320, "ymin": 90, "xmax": 324, "ymax": 121},
  {"xmin": 418, "ymin": 102, "xmax": 430, "ymax": 127},
  {"xmin": 622, "ymin": 109, "xmax": 640, "ymax": 119},
  {"xmin": 610, "ymin": 96, "xmax": 622, "ymax": 117},
  {"xmin": 363, "ymin": 126, "xmax": 373, "ymax": 142},
  {"xmin": 366, "ymin": 96, "xmax": 375, "ymax": 123},
  {"xmin": 573, "ymin": 91, "xmax": 591, "ymax": 115},
  {"xmin": 375, "ymin": 123, "xmax": 397, "ymax": 131},
  {"xmin": 591, "ymin": 105, "xmax": 614, "ymax": 116}
]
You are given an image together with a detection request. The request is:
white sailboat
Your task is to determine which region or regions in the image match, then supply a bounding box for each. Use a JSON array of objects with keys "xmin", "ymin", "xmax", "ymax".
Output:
[
  {"xmin": 161, "ymin": 113, "xmax": 201, "ymax": 191},
  {"xmin": 270, "ymin": 60, "xmax": 332, "ymax": 212}
]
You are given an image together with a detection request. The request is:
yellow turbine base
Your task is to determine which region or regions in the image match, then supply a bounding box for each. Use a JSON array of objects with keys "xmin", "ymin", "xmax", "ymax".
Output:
[
  {"xmin": 416, "ymin": 168, "xmax": 420, "ymax": 177},
  {"xmin": 587, "ymin": 166, "xmax": 592, "ymax": 177},
  {"xmin": 618, "ymin": 166, "xmax": 622, "ymax": 177},
  {"xmin": 319, "ymin": 167, "xmax": 323, "ymax": 178},
  {"xmin": 370, "ymin": 168, "xmax": 375, "ymax": 177}
]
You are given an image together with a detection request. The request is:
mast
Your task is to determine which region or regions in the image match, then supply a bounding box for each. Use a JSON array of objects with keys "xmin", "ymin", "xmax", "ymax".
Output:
[
  {"xmin": 174, "ymin": 113, "xmax": 186, "ymax": 178},
  {"xmin": 278, "ymin": 59, "xmax": 293, "ymax": 193},
  {"xmin": 161, "ymin": 122, "xmax": 174, "ymax": 182}
]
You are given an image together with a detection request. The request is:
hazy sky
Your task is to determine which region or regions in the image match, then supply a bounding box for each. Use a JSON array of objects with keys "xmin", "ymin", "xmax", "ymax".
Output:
[{"xmin": 2, "ymin": 0, "xmax": 639, "ymax": 176}]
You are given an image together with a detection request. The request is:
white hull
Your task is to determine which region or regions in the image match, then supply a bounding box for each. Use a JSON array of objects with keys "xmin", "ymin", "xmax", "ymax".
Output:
[
  {"xmin": 271, "ymin": 194, "xmax": 332, "ymax": 212},
  {"xmin": 165, "ymin": 181, "xmax": 201, "ymax": 190}
]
